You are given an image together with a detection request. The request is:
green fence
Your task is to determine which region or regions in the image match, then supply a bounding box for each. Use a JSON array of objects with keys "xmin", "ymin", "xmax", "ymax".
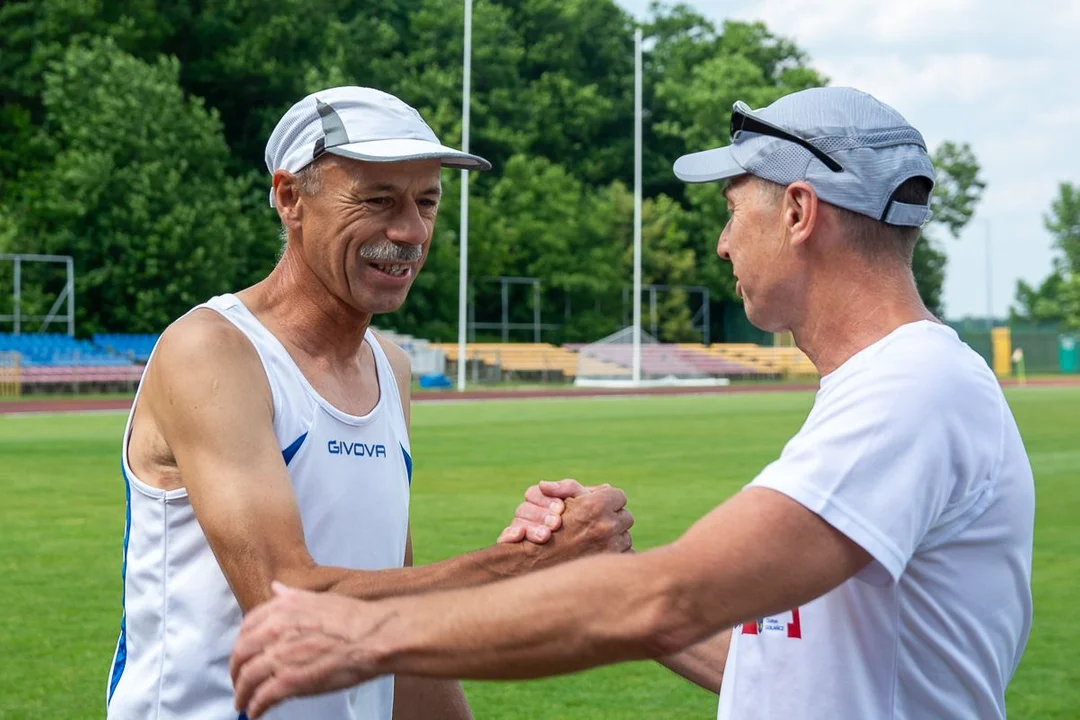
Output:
[
  {"xmin": 953, "ymin": 328, "xmax": 993, "ymax": 368},
  {"xmin": 1010, "ymin": 326, "xmax": 1065, "ymax": 373},
  {"xmin": 948, "ymin": 323, "xmax": 1076, "ymax": 374}
]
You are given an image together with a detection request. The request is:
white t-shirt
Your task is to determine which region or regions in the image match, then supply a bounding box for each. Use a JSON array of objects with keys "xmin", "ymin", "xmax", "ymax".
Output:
[{"xmin": 717, "ymin": 320, "xmax": 1034, "ymax": 720}]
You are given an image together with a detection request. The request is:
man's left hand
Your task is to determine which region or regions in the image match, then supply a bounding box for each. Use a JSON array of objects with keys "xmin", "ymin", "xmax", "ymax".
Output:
[
  {"xmin": 230, "ymin": 582, "xmax": 379, "ymax": 718},
  {"xmin": 497, "ymin": 479, "xmax": 599, "ymax": 545}
]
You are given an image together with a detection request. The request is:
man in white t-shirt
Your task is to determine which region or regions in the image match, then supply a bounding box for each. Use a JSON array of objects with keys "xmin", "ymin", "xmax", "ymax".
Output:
[{"xmin": 227, "ymin": 87, "xmax": 1035, "ymax": 720}]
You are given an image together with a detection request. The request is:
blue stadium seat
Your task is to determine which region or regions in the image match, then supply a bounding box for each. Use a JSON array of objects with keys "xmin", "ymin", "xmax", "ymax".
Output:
[
  {"xmin": 91, "ymin": 333, "xmax": 160, "ymax": 362},
  {"xmin": 0, "ymin": 332, "xmax": 140, "ymax": 366}
]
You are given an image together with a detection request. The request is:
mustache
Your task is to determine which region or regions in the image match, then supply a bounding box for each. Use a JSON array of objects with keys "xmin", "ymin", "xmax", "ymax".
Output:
[{"xmin": 357, "ymin": 242, "xmax": 424, "ymax": 263}]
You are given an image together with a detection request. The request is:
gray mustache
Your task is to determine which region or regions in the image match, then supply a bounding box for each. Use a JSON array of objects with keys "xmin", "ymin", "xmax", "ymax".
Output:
[{"xmin": 358, "ymin": 243, "xmax": 424, "ymax": 263}]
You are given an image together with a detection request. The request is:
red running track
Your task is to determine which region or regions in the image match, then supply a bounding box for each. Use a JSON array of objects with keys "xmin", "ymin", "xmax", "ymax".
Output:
[{"xmin": 1, "ymin": 376, "xmax": 1078, "ymax": 416}]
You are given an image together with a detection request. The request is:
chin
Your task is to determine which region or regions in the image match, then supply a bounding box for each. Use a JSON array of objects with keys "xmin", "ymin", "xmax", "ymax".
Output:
[
  {"xmin": 744, "ymin": 303, "xmax": 783, "ymax": 334},
  {"xmin": 355, "ymin": 293, "xmax": 409, "ymax": 316}
]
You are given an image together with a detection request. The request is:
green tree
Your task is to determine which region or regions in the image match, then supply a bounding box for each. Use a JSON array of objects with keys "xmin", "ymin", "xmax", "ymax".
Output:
[
  {"xmin": 0, "ymin": 0, "xmax": 992, "ymax": 343},
  {"xmin": 1011, "ymin": 268, "xmax": 1066, "ymax": 326},
  {"xmin": 1011, "ymin": 182, "xmax": 1080, "ymax": 329},
  {"xmin": 2, "ymin": 38, "xmax": 276, "ymax": 334},
  {"xmin": 901, "ymin": 142, "xmax": 985, "ymax": 318}
]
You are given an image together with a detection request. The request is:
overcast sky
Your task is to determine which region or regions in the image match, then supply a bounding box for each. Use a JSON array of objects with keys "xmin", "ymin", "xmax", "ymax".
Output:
[{"xmin": 616, "ymin": 0, "xmax": 1078, "ymax": 319}]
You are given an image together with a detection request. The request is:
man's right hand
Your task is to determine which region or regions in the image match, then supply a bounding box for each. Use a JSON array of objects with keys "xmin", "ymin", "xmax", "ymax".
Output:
[{"xmin": 497, "ymin": 480, "xmax": 633, "ymax": 556}]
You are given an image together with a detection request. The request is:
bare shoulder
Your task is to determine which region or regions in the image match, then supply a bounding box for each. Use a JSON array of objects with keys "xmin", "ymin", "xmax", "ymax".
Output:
[
  {"xmin": 144, "ymin": 308, "xmax": 270, "ymax": 410},
  {"xmin": 131, "ymin": 309, "xmax": 273, "ymax": 489}
]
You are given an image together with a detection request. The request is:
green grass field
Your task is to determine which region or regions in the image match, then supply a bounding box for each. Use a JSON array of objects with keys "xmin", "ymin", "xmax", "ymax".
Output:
[{"xmin": 1, "ymin": 388, "xmax": 1078, "ymax": 719}]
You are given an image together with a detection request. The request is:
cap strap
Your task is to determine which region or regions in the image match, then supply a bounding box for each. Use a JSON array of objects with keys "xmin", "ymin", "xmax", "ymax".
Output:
[{"xmin": 883, "ymin": 200, "xmax": 931, "ymax": 227}]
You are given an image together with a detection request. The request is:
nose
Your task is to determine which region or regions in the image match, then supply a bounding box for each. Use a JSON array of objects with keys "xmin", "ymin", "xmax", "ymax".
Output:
[
  {"xmin": 716, "ymin": 220, "xmax": 732, "ymax": 261},
  {"xmin": 384, "ymin": 202, "xmax": 430, "ymax": 246}
]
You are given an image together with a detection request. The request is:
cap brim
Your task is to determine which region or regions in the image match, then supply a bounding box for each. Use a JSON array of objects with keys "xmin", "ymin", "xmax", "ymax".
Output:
[
  {"xmin": 329, "ymin": 138, "xmax": 492, "ymax": 171},
  {"xmin": 673, "ymin": 146, "xmax": 746, "ymax": 183}
]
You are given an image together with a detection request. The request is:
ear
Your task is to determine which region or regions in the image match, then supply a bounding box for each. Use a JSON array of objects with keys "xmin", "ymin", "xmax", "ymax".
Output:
[
  {"xmin": 782, "ymin": 181, "xmax": 819, "ymax": 248},
  {"xmin": 272, "ymin": 169, "xmax": 305, "ymax": 233}
]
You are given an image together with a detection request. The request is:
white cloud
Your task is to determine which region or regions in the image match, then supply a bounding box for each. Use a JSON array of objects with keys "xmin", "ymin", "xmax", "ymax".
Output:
[
  {"xmin": 813, "ymin": 52, "xmax": 1048, "ymax": 111},
  {"xmin": 1036, "ymin": 104, "xmax": 1080, "ymax": 130},
  {"xmin": 613, "ymin": 0, "xmax": 1075, "ymax": 317},
  {"xmin": 747, "ymin": 0, "xmax": 980, "ymax": 45}
]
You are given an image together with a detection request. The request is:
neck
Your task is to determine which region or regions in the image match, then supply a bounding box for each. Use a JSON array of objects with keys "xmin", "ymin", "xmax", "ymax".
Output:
[
  {"xmin": 790, "ymin": 262, "xmax": 937, "ymax": 377},
  {"xmin": 239, "ymin": 245, "xmax": 372, "ymax": 366}
]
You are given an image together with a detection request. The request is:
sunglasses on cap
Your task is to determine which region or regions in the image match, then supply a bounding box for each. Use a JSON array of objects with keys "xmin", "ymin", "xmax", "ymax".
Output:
[{"xmin": 730, "ymin": 101, "xmax": 843, "ymax": 173}]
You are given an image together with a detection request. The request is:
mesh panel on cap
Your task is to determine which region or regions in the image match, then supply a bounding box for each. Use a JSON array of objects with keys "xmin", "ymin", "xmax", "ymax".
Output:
[
  {"xmin": 747, "ymin": 144, "xmax": 812, "ymax": 185},
  {"xmin": 265, "ymin": 97, "xmax": 320, "ymax": 174}
]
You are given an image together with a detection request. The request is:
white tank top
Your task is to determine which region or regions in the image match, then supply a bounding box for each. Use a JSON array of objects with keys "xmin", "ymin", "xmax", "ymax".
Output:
[{"xmin": 106, "ymin": 293, "xmax": 411, "ymax": 720}]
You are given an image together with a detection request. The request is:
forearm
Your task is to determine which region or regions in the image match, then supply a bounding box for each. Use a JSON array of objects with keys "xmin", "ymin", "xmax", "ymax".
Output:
[
  {"xmin": 657, "ymin": 628, "xmax": 731, "ymax": 693},
  {"xmin": 278, "ymin": 542, "xmax": 542, "ymax": 602},
  {"xmin": 392, "ymin": 676, "xmax": 471, "ymax": 720},
  {"xmin": 364, "ymin": 548, "xmax": 705, "ymax": 681}
]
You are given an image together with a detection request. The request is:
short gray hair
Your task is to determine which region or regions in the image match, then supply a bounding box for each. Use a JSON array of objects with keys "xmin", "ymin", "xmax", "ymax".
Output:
[
  {"xmin": 754, "ymin": 176, "xmax": 931, "ymax": 265},
  {"xmin": 278, "ymin": 160, "xmax": 326, "ymax": 249}
]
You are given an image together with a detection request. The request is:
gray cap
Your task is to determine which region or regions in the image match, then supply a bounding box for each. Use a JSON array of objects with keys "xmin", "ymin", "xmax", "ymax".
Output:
[
  {"xmin": 673, "ymin": 87, "xmax": 935, "ymax": 227},
  {"xmin": 265, "ymin": 86, "xmax": 491, "ymax": 207}
]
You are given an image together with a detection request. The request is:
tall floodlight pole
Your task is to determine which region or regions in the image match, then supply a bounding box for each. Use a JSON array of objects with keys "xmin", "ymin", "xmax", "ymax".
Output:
[
  {"xmin": 985, "ymin": 220, "xmax": 993, "ymax": 329},
  {"xmin": 632, "ymin": 27, "xmax": 643, "ymax": 384},
  {"xmin": 457, "ymin": 0, "xmax": 473, "ymax": 391}
]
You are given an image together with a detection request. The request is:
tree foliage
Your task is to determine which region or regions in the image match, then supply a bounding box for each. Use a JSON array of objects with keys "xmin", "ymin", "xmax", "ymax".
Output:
[
  {"xmin": 912, "ymin": 141, "xmax": 987, "ymax": 317},
  {"xmin": 0, "ymin": 0, "xmax": 984, "ymax": 341},
  {"xmin": 1011, "ymin": 182, "xmax": 1080, "ymax": 329}
]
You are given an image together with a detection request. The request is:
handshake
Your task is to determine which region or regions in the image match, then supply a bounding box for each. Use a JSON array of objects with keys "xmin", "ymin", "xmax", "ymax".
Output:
[
  {"xmin": 229, "ymin": 479, "xmax": 635, "ymax": 718},
  {"xmin": 495, "ymin": 479, "xmax": 635, "ymax": 558}
]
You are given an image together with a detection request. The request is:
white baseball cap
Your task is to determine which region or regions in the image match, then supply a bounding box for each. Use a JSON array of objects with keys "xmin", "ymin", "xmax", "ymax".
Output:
[{"xmin": 264, "ymin": 86, "xmax": 491, "ymax": 206}]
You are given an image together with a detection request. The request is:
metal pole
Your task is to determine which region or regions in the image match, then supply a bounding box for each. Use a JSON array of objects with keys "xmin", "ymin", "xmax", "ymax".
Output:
[
  {"xmin": 650, "ymin": 287, "xmax": 657, "ymax": 340},
  {"xmin": 456, "ymin": 0, "xmax": 473, "ymax": 391},
  {"xmin": 985, "ymin": 220, "xmax": 993, "ymax": 329},
  {"xmin": 632, "ymin": 27, "xmax": 643, "ymax": 384},
  {"xmin": 703, "ymin": 289, "xmax": 710, "ymax": 345},
  {"xmin": 533, "ymin": 281, "xmax": 541, "ymax": 343},
  {"xmin": 501, "ymin": 279, "xmax": 509, "ymax": 343},
  {"xmin": 13, "ymin": 256, "xmax": 20, "ymax": 335},
  {"xmin": 66, "ymin": 256, "xmax": 75, "ymax": 337}
]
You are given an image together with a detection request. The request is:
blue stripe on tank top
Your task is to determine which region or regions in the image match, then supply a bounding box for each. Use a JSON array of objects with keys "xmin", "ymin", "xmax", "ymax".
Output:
[
  {"xmin": 400, "ymin": 443, "xmax": 412, "ymax": 485},
  {"xmin": 281, "ymin": 432, "xmax": 308, "ymax": 466},
  {"xmin": 110, "ymin": 432, "xmax": 308, "ymax": 712},
  {"xmin": 107, "ymin": 461, "xmax": 133, "ymax": 704}
]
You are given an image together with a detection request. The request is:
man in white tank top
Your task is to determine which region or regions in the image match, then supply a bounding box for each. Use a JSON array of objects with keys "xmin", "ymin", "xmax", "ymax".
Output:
[
  {"xmin": 229, "ymin": 88, "xmax": 1034, "ymax": 720},
  {"xmin": 106, "ymin": 86, "xmax": 634, "ymax": 720}
]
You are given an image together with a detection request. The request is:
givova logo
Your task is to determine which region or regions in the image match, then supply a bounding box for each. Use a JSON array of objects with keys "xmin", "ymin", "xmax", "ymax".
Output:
[{"xmin": 327, "ymin": 440, "xmax": 387, "ymax": 458}]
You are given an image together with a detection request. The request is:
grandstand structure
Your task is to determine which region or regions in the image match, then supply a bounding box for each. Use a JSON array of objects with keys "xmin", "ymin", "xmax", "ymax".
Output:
[
  {"xmin": 0, "ymin": 333, "xmax": 144, "ymax": 395},
  {"xmin": 0, "ymin": 328, "xmax": 819, "ymax": 397},
  {"xmin": 431, "ymin": 331, "xmax": 815, "ymax": 386}
]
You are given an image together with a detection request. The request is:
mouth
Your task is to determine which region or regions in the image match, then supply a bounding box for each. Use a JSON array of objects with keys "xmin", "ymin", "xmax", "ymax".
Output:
[{"xmin": 367, "ymin": 262, "xmax": 414, "ymax": 280}]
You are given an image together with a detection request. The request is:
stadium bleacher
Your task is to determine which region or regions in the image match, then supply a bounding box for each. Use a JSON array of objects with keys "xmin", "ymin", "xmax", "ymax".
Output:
[
  {"xmin": 0, "ymin": 330, "xmax": 817, "ymax": 392},
  {"xmin": 0, "ymin": 333, "xmax": 145, "ymax": 388},
  {"xmin": 0, "ymin": 333, "xmax": 134, "ymax": 366},
  {"xmin": 93, "ymin": 333, "xmax": 159, "ymax": 363},
  {"xmin": 682, "ymin": 343, "xmax": 818, "ymax": 377},
  {"xmin": 568, "ymin": 342, "xmax": 758, "ymax": 379},
  {"xmin": 432, "ymin": 342, "xmax": 627, "ymax": 380}
]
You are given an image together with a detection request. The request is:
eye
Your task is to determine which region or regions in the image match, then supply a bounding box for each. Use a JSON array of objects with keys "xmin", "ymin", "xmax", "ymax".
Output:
[
  {"xmin": 418, "ymin": 198, "xmax": 439, "ymax": 209},
  {"xmin": 365, "ymin": 197, "xmax": 392, "ymax": 207}
]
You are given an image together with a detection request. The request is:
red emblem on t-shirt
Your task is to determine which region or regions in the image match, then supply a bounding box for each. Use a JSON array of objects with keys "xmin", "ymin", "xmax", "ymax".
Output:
[{"xmin": 741, "ymin": 607, "xmax": 801, "ymax": 638}]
